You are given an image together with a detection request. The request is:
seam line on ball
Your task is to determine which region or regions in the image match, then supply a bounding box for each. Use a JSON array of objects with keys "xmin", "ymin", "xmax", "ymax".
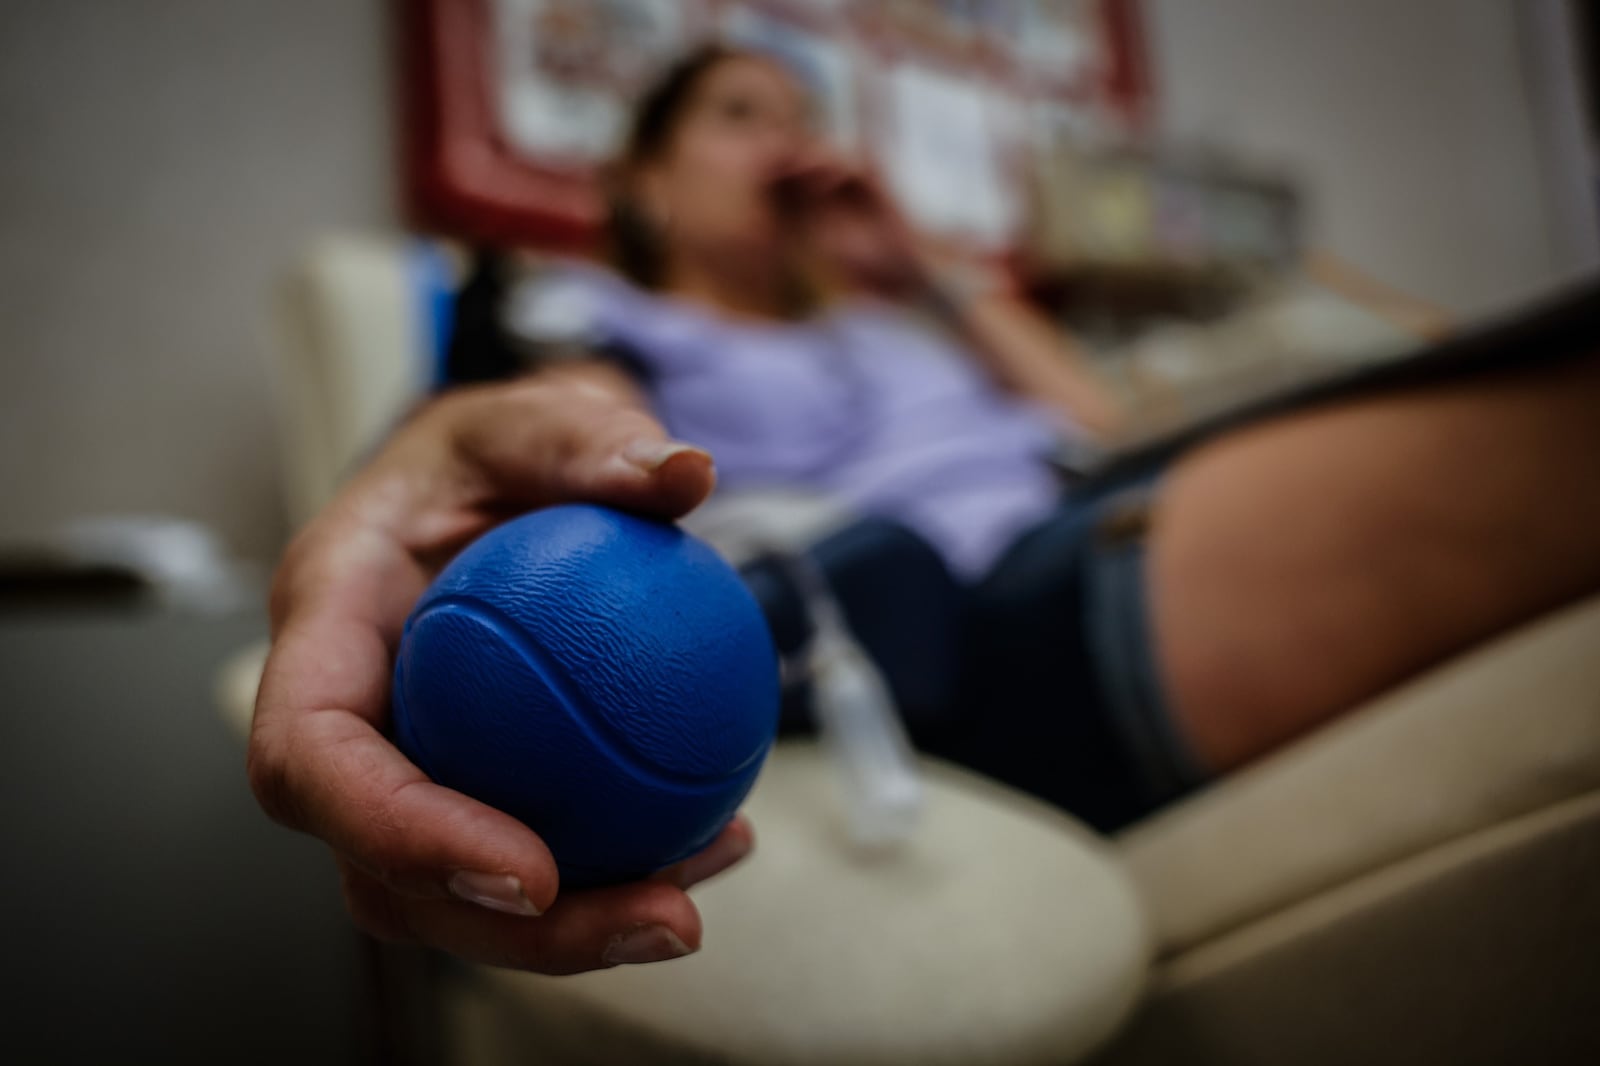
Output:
[{"xmin": 416, "ymin": 595, "xmax": 745, "ymax": 793}]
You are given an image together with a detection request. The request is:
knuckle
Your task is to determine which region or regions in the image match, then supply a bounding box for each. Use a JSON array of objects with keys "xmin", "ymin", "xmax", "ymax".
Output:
[
  {"xmin": 352, "ymin": 835, "xmax": 408, "ymax": 887},
  {"xmin": 321, "ymin": 739, "xmax": 430, "ymax": 881},
  {"xmin": 266, "ymin": 537, "xmax": 306, "ymax": 627},
  {"xmin": 608, "ymin": 406, "xmax": 659, "ymax": 438},
  {"xmin": 495, "ymin": 377, "xmax": 566, "ymax": 422},
  {"xmin": 313, "ymin": 742, "xmax": 403, "ymax": 866},
  {"xmin": 267, "ymin": 524, "xmax": 329, "ymax": 628},
  {"xmin": 245, "ymin": 737, "xmax": 295, "ymax": 828}
]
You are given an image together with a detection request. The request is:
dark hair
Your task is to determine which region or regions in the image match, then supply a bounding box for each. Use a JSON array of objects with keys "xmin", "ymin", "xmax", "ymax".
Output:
[{"xmin": 605, "ymin": 44, "xmax": 745, "ymax": 288}]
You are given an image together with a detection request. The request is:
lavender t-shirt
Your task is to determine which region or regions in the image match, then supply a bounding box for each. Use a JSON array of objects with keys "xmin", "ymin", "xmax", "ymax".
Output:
[{"xmin": 508, "ymin": 266, "xmax": 1069, "ymax": 580}]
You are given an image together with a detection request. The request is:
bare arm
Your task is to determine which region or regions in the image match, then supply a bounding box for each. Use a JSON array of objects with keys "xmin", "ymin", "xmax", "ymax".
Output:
[
  {"xmin": 1304, "ymin": 249, "xmax": 1454, "ymax": 341},
  {"xmin": 921, "ymin": 272, "xmax": 1126, "ymax": 437}
]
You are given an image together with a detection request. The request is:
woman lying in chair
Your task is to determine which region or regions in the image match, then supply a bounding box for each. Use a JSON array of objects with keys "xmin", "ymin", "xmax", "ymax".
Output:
[
  {"xmin": 247, "ymin": 45, "xmax": 1600, "ymax": 975},
  {"xmin": 448, "ymin": 44, "xmax": 1182, "ymax": 830}
]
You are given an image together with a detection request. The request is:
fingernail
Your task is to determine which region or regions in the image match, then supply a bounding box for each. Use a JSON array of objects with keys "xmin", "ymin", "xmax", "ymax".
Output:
[
  {"xmin": 622, "ymin": 438, "xmax": 709, "ymax": 473},
  {"xmin": 447, "ymin": 871, "xmax": 541, "ymax": 917},
  {"xmin": 602, "ymin": 924, "xmax": 695, "ymax": 966}
]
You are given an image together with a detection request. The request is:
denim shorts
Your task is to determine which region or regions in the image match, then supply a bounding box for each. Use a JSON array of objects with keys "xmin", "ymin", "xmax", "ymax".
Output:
[
  {"xmin": 745, "ymin": 486, "xmax": 1206, "ymax": 833},
  {"xmin": 1077, "ymin": 489, "xmax": 1209, "ymax": 806},
  {"xmin": 952, "ymin": 485, "xmax": 1207, "ymax": 830}
]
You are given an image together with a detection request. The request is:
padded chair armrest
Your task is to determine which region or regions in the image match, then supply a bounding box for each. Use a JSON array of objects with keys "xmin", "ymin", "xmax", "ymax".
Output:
[{"xmin": 1115, "ymin": 593, "xmax": 1600, "ymax": 957}]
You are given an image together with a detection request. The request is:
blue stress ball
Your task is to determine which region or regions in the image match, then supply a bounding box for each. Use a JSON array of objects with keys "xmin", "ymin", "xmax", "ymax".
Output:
[{"xmin": 391, "ymin": 504, "xmax": 780, "ymax": 887}]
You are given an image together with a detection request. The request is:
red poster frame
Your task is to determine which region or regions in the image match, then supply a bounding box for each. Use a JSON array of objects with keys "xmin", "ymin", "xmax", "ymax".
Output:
[{"xmin": 397, "ymin": 0, "xmax": 1152, "ymax": 252}]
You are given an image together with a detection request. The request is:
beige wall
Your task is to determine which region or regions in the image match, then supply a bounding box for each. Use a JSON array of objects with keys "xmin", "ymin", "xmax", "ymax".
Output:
[
  {"xmin": 1144, "ymin": 0, "xmax": 1583, "ymax": 314},
  {"xmin": 0, "ymin": 1, "xmax": 396, "ymax": 561}
]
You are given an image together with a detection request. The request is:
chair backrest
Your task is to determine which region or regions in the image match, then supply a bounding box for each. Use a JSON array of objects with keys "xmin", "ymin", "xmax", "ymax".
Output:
[{"xmin": 271, "ymin": 233, "xmax": 455, "ymax": 528}]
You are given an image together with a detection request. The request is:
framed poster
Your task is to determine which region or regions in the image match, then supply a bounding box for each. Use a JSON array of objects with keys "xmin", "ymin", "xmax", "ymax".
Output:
[{"xmin": 399, "ymin": 0, "xmax": 1150, "ymax": 251}]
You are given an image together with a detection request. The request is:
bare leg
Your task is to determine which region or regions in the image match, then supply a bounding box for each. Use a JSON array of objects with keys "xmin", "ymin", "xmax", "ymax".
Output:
[{"xmin": 1150, "ymin": 352, "xmax": 1600, "ymax": 772}]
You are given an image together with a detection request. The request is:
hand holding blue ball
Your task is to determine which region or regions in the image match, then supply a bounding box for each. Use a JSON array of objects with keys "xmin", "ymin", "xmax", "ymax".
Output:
[{"xmin": 392, "ymin": 504, "xmax": 781, "ymax": 887}]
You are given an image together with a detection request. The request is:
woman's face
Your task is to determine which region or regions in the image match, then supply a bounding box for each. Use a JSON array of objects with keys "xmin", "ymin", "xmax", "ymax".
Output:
[{"xmin": 635, "ymin": 56, "xmax": 813, "ymax": 264}]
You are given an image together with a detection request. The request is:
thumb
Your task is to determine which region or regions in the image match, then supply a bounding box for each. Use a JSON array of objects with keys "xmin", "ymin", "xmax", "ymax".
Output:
[{"xmin": 445, "ymin": 379, "xmax": 718, "ymax": 520}]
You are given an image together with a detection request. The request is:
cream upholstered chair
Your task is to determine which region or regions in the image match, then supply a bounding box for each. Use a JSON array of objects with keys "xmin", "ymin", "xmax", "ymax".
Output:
[
  {"xmin": 243, "ymin": 233, "xmax": 1600, "ymax": 1065},
  {"xmin": 1094, "ymin": 594, "xmax": 1600, "ymax": 1065},
  {"xmin": 249, "ymin": 233, "xmax": 1153, "ymax": 1062}
]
